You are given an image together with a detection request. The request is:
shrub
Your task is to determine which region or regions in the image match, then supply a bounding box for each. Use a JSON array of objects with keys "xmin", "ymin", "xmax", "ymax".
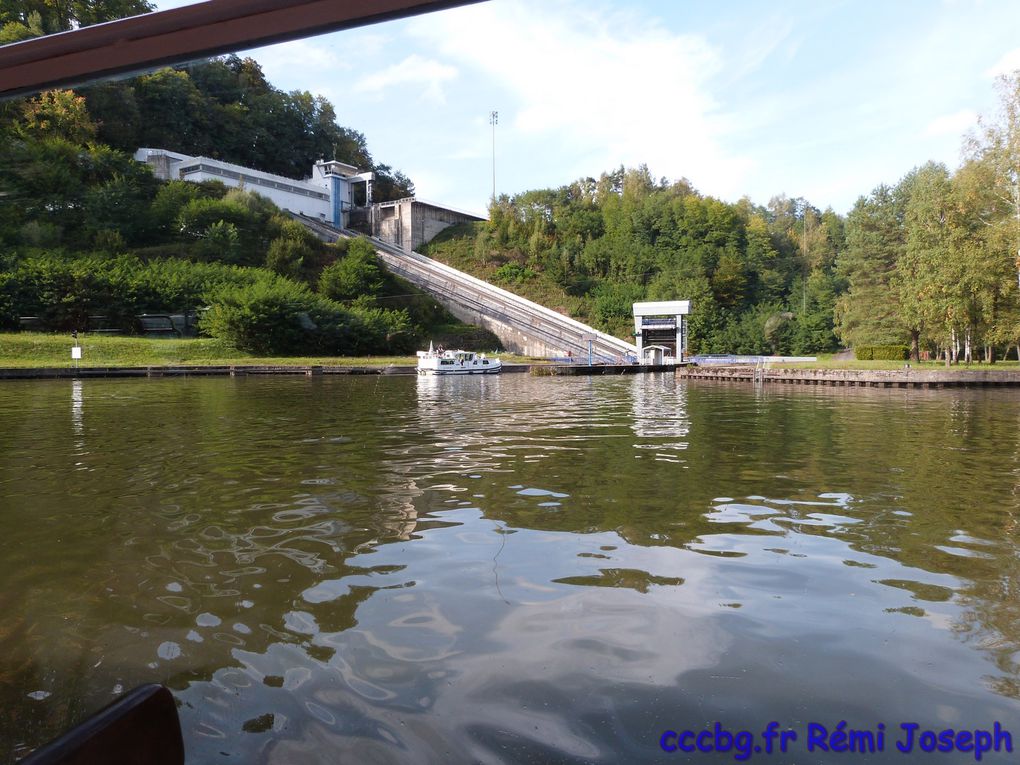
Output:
[
  {"xmin": 132, "ymin": 242, "xmax": 193, "ymax": 261},
  {"xmin": 176, "ymin": 197, "xmax": 260, "ymax": 263},
  {"xmin": 855, "ymin": 344, "xmax": 909, "ymax": 361},
  {"xmin": 493, "ymin": 262, "xmax": 536, "ymax": 284},
  {"xmin": 268, "ymin": 215, "xmax": 319, "ymax": 246},
  {"xmin": 0, "ymin": 273, "xmax": 18, "ymax": 330},
  {"xmin": 4, "ymin": 254, "xmax": 141, "ymax": 330},
  {"xmin": 266, "ymin": 237, "xmax": 312, "ymax": 280},
  {"xmin": 20, "ymin": 220, "xmax": 62, "ymax": 248},
  {"xmin": 201, "ymin": 279, "xmax": 359, "ymax": 356},
  {"xmin": 93, "ymin": 229, "xmax": 127, "ymax": 253},
  {"xmin": 195, "ymin": 220, "xmax": 241, "ymax": 262},
  {"xmin": 224, "ymin": 188, "xmax": 278, "ymax": 220},
  {"xmin": 83, "ymin": 174, "xmax": 151, "ymax": 244},
  {"xmin": 349, "ymin": 303, "xmax": 417, "ymax": 354},
  {"xmin": 426, "ymin": 323, "xmax": 502, "ymax": 352},
  {"xmin": 318, "ymin": 239, "xmax": 384, "ymax": 301},
  {"xmin": 150, "ymin": 180, "xmax": 199, "ymax": 234},
  {"xmin": 591, "ymin": 281, "xmax": 644, "ymax": 328},
  {"xmin": 0, "ymin": 253, "xmax": 269, "ymax": 330}
]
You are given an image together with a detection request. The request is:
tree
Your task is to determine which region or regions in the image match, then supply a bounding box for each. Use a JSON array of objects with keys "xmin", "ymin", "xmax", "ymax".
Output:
[
  {"xmin": 0, "ymin": 10, "xmax": 42, "ymax": 44},
  {"xmin": 150, "ymin": 180, "xmax": 199, "ymax": 234},
  {"xmin": 900, "ymin": 163, "xmax": 962, "ymax": 363},
  {"xmin": 966, "ymin": 71, "xmax": 1020, "ymax": 359},
  {"xmin": 133, "ymin": 69, "xmax": 208, "ymax": 152},
  {"xmin": 319, "ymin": 239, "xmax": 384, "ymax": 301},
  {"xmin": 834, "ymin": 185, "xmax": 908, "ymax": 349},
  {"xmin": 83, "ymin": 174, "xmax": 151, "ymax": 245},
  {"xmin": 15, "ymin": 90, "xmax": 97, "ymax": 144},
  {"xmin": 744, "ymin": 214, "xmax": 785, "ymax": 303},
  {"xmin": 969, "ymin": 72, "xmax": 1020, "ymax": 287},
  {"xmin": 791, "ymin": 269, "xmax": 839, "ymax": 354},
  {"xmin": 266, "ymin": 238, "xmax": 312, "ymax": 281},
  {"xmin": 0, "ymin": 0, "xmax": 152, "ymax": 35},
  {"xmin": 82, "ymin": 82, "xmax": 142, "ymax": 149}
]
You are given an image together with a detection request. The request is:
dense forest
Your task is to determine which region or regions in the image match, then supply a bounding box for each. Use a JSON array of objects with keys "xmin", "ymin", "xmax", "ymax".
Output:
[
  {"xmin": 0, "ymin": 0, "xmax": 413, "ymax": 198},
  {"xmin": 426, "ymin": 173, "xmax": 845, "ymax": 356}
]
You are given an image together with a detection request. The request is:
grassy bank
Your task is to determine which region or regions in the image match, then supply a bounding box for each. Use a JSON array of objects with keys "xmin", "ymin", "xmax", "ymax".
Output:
[
  {"xmin": 4, "ymin": 334, "xmax": 1014, "ymax": 372},
  {"xmin": 0, "ymin": 333, "xmax": 421, "ymax": 368},
  {"xmin": 0, "ymin": 333, "xmax": 528, "ymax": 369}
]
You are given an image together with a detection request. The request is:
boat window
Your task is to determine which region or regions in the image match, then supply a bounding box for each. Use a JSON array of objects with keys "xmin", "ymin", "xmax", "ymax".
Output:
[
  {"xmin": 483, "ymin": 360, "xmax": 489, "ymax": 365},
  {"xmin": 440, "ymin": 359, "xmax": 454, "ymax": 365}
]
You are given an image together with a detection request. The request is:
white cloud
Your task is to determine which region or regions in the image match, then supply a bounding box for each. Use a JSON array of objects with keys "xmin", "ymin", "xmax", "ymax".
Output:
[
  {"xmin": 353, "ymin": 54, "xmax": 458, "ymax": 104},
  {"xmin": 407, "ymin": 0, "xmax": 752, "ymax": 199},
  {"xmin": 724, "ymin": 15, "xmax": 795, "ymax": 83},
  {"xmin": 986, "ymin": 48, "xmax": 1020, "ymax": 78},
  {"xmin": 243, "ymin": 38, "xmax": 350, "ymax": 76},
  {"xmin": 923, "ymin": 109, "xmax": 977, "ymax": 138}
]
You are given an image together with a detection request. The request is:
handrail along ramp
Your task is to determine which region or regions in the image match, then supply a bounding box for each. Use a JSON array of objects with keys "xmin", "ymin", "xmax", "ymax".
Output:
[{"xmin": 294, "ymin": 214, "xmax": 637, "ymax": 359}]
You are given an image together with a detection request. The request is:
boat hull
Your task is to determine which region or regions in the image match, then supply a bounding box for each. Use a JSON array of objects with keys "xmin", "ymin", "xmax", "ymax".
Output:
[
  {"xmin": 416, "ymin": 348, "xmax": 502, "ymax": 376},
  {"xmin": 417, "ymin": 367, "xmax": 501, "ymax": 375}
]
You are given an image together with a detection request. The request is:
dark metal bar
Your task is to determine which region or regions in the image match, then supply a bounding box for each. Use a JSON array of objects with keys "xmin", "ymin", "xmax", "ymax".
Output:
[
  {"xmin": 0, "ymin": 0, "xmax": 483, "ymax": 99},
  {"xmin": 19, "ymin": 684, "xmax": 183, "ymax": 765}
]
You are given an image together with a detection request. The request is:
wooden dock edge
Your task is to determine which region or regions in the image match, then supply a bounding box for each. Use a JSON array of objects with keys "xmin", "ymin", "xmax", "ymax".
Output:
[{"xmin": 677, "ymin": 365, "xmax": 1020, "ymax": 388}]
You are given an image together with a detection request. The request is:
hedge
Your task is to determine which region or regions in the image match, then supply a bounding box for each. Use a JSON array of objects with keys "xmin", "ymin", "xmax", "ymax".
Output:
[
  {"xmin": 855, "ymin": 344, "xmax": 909, "ymax": 360},
  {"xmin": 200, "ymin": 280, "xmax": 414, "ymax": 356},
  {"xmin": 201, "ymin": 279, "xmax": 357, "ymax": 355},
  {"xmin": 0, "ymin": 253, "xmax": 276, "ymax": 330},
  {"xmin": 1, "ymin": 251, "xmax": 439, "ymax": 356}
]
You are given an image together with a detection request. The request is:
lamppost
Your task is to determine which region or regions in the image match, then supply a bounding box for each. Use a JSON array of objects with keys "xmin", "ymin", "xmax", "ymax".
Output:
[{"xmin": 489, "ymin": 110, "xmax": 498, "ymax": 201}]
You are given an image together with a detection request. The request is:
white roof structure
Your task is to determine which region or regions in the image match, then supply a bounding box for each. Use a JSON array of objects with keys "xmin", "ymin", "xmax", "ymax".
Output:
[{"xmin": 633, "ymin": 301, "xmax": 691, "ymax": 317}]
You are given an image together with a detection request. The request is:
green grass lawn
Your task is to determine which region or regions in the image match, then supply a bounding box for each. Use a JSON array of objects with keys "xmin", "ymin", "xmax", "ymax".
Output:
[
  {"xmin": 0, "ymin": 333, "xmax": 418, "ymax": 368},
  {"xmin": 0, "ymin": 333, "xmax": 532, "ymax": 369},
  {"xmin": 4, "ymin": 334, "xmax": 1015, "ymax": 373}
]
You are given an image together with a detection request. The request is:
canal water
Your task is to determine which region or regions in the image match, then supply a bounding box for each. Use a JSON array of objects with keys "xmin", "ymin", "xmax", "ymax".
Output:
[{"xmin": 1, "ymin": 373, "xmax": 1019, "ymax": 763}]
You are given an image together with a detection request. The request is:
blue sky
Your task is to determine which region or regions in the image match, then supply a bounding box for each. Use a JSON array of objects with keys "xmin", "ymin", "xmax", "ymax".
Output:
[{"xmin": 155, "ymin": 0, "xmax": 1020, "ymax": 217}]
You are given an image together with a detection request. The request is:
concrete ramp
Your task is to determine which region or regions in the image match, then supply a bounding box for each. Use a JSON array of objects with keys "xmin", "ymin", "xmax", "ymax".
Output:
[{"xmin": 294, "ymin": 215, "xmax": 637, "ymax": 358}]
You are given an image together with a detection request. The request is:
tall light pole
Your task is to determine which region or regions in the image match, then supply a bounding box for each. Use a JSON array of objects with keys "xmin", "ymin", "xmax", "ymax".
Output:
[{"xmin": 489, "ymin": 110, "xmax": 498, "ymax": 202}]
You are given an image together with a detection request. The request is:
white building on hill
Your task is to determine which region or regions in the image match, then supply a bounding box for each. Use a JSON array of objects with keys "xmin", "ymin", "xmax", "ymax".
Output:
[{"xmin": 133, "ymin": 148, "xmax": 374, "ymax": 229}]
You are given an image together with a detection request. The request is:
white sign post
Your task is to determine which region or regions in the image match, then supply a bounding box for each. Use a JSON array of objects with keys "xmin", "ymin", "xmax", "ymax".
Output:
[{"xmin": 71, "ymin": 344, "xmax": 81, "ymax": 368}]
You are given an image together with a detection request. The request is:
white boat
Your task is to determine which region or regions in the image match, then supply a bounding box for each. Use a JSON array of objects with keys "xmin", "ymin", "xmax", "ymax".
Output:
[{"xmin": 416, "ymin": 343, "xmax": 502, "ymax": 375}]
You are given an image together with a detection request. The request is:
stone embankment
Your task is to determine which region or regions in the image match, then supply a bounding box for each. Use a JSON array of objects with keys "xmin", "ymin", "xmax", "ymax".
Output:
[{"xmin": 678, "ymin": 365, "xmax": 1020, "ymax": 388}]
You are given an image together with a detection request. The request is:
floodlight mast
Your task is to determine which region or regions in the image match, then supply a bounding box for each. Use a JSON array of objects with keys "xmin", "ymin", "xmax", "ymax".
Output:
[{"xmin": 489, "ymin": 109, "xmax": 498, "ymax": 202}]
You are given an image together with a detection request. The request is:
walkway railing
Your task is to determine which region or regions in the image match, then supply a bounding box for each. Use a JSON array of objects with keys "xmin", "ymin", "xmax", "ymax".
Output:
[{"xmin": 294, "ymin": 214, "xmax": 638, "ymax": 358}]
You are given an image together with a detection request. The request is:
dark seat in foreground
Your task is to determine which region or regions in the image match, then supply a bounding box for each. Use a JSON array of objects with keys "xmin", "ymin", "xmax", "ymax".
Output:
[{"xmin": 20, "ymin": 684, "xmax": 184, "ymax": 765}]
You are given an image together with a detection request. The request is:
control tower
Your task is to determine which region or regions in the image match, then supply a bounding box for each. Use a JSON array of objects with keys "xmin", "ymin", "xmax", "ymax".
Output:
[{"xmin": 633, "ymin": 301, "xmax": 691, "ymax": 365}]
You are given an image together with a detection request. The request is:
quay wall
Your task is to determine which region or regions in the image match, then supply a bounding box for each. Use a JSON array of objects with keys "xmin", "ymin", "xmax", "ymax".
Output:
[
  {"xmin": 0, "ymin": 365, "xmax": 526, "ymax": 380},
  {"xmin": 679, "ymin": 366, "xmax": 1020, "ymax": 388}
]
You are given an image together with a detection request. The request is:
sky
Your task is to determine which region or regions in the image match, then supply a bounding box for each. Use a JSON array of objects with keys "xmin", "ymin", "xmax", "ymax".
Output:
[{"xmin": 154, "ymin": 0, "xmax": 1020, "ymax": 217}]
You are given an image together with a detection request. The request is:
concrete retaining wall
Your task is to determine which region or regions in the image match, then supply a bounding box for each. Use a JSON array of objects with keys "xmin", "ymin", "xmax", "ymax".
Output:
[{"xmin": 438, "ymin": 301, "xmax": 562, "ymax": 357}]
